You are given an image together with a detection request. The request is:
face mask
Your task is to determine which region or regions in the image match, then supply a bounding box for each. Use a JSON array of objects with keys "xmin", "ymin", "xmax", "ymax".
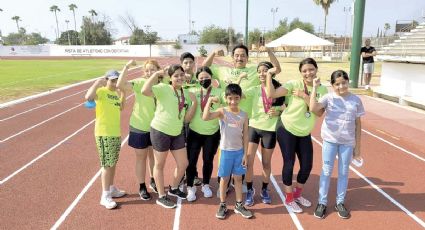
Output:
[{"xmin": 199, "ymin": 79, "xmax": 211, "ymax": 89}]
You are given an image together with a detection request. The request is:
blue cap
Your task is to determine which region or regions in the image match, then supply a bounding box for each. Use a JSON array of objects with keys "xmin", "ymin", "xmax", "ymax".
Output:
[{"xmin": 105, "ymin": 70, "xmax": 119, "ymax": 80}]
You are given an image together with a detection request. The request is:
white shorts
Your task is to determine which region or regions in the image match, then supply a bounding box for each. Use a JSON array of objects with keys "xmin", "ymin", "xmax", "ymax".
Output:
[{"xmin": 363, "ymin": 63, "xmax": 374, "ymax": 74}]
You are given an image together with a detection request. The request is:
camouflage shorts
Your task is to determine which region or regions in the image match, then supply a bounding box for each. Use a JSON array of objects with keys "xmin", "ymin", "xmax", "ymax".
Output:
[{"xmin": 95, "ymin": 136, "xmax": 121, "ymax": 167}]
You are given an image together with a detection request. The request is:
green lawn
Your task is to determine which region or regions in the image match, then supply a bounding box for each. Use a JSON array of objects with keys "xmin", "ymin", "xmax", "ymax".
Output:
[{"xmin": 0, "ymin": 59, "xmax": 128, "ymax": 103}]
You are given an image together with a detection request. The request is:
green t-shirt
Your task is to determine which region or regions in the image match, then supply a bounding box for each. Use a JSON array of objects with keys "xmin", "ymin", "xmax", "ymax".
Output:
[
  {"xmin": 210, "ymin": 64, "xmax": 259, "ymax": 118},
  {"xmin": 189, "ymin": 86, "xmax": 224, "ymax": 135},
  {"xmin": 245, "ymin": 85, "xmax": 280, "ymax": 132},
  {"xmin": 151, "ymin": 83, "xmax": 191, "ymax": 136},
  {"xmin": 95, "ymin": 87, "xmax": 121, "ymax": 137},
  {"xmin": 129, "ymin": 78, "xmax": 155, "ymax": 132},
  {"xmin": 282, "ymin": 79, "xmax": 328, "ymax": 137}
]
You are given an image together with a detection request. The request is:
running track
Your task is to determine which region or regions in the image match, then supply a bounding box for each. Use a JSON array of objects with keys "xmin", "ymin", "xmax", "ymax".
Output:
[{"xmin": 0, "ymin": 57, "xmax": 424, "ymax": 230}]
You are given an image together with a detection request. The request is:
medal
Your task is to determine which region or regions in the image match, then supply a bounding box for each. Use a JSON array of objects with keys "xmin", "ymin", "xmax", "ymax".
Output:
[
  {"xmin": 261, "ymin": 86, "xmax": 273, "ymax": 116},
  {"xmin": 200, "ymin": 87, "xmax": 212, "ymax": 117},
  {"xmin": 305, "ymin": 111, "xmax": 311, "ymax": 118}
]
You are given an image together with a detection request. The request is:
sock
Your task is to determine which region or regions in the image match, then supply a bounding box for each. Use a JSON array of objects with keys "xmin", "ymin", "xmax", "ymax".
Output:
[
  {"xmin": 139, "ymin": 183, "xmax": 146, "ymax": 191},
  {"xmin": 262, "ymin": 182, "xmax": 269, "ymax": 190},
  {"xmin": 285, "ymin": 192, "xmax": 294, "ymax": 203},
  {"xmin": 109, "ymin": 185, "xmax": 115, "ymax": 191},
  {"xmin": 236, "ymin": 201, "xmax": 243, "ymax": 207},
  {"xmin": 102, "ymin": 190, "xmax": 110, "ymax": 198},
  {"xmin": 171, "ymin": 186, "xmax": 178, "ymax": 190},
  {"xmin": 294, "ymin": 187, "xmax": 302, "ymax": 199},
  {"xmin": 150, "ymin": 177, "xmax": 155, "ymax": 183},
  {"xmin": 247, "ymin": 182, "xmax": 253, "ymax": 190},
  {"xmin": 220, "ymin": 202, "xmax": 226, "ymax": 206}
]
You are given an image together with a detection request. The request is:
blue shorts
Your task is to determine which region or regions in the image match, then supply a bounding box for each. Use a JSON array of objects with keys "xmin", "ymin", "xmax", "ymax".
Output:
[
  {"xmin": 128, "ymin": 131, "xmax": 151, "ymax": 149},
  {"xmin": 218, "ymin": 149, "xmax": 246, "ymax": 177}
]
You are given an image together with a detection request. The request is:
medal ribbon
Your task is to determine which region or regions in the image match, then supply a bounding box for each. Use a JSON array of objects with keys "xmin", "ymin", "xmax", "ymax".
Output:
[
  {"xmin": 261, "ymin": 86, "xmax": 273, "ymax": 114},
  {"xmin": 173, "ymin": 87, "xmax": 185, "ymax": 119},
  {"xmin": 200, "ymin": 87, "xmax": 212, "ymax": 113}
]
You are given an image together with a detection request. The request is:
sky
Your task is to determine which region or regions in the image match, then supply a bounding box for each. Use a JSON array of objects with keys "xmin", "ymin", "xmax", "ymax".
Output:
[{"xmin": 1, "ymin": 0, "xmax": 424, "ymax": 41}]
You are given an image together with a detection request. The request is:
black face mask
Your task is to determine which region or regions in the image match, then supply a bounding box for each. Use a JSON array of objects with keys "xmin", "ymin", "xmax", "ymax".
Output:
[{"xmin": 199, "ymin": 79, "xmax": 212, "ymax": 89}]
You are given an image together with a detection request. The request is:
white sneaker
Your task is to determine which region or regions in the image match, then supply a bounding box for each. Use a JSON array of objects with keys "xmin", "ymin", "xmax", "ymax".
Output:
[
  {"xmin": 100, "ymin": 196, "xmax": 117, "ymax": 209},
  {"xmin": 201, "ymin": 184, "xmax": 213, "ymax": 198},
  {"xmin": 365, "ymin": 85, "xmax": 370, "ymax": 90},
  {"xmin": 110, "ymin": 185, "xmax": 126, "ymax": 198},
  {"xmin": 295, "ymin": 196, "xmax": 312, "ymax": 207},
  {"xmin": 285, "ymin": 201, "xmax": 303, "ymax": 213},
  {"xmin": 187, "ymin": 186, "xmax": 197, "ymax": 202}
]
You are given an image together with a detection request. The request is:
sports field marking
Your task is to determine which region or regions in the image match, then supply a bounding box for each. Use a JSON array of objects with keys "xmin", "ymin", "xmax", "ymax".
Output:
[
  {"xmin": 0, "ymin": 103, "xmax": 83, "ymax": 143},
  {"xmin": 0, "ymin": 120, "xmax": 94, "ymax": 185},
  {"xmin": 311, "ymin": 136, "xmax": 425, "ymax": 228},
  {"xmin": 0, "ymin": 89, "xmax": 86, "ymax": 122},
  {"xmin": 173, "ymin": 185, "xmax": 184, "ymax": 230},
  {"xmin": 362, "ymin": 129, "xmax": 425, "ymax": 163},
  {"xmin": 50, "ymin": 135, "xmax": 129, "ymax": 230},
  {"xmin": 256, "ymin": 150, "xmax": 304, "ymax": 230},
  {"xmin": 0, "ymin": 67, "xmax": 141, "ymax": 109}
]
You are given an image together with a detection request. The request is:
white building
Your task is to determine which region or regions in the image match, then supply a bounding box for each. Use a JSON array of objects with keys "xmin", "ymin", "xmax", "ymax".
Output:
[
  {"xmin": 178, "ymin": 34, "xmax": 200, "ymax": 44},
  {"xmin": 114, "ymin": 36, "xmax": 130, "ymax": 45}
]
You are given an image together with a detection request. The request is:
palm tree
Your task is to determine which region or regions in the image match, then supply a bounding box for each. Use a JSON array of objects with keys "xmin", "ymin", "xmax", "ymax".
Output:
[
  {"xmin": 11, "ymin": 16, "xmax": 21, "ymax": 32},
  {"xmin": 313, "ymin": 0, "xmax": 337, "ymax": 37},
  {"xmin": 50, "ymin": 5, "xmax": 61, "ymax": 39},
  {"xmin": 384, "ymin": 23, "xmax": 391, "ymax": 37},
  {"xmin": 88, "ymin": 9, "xmax": 97, "ymax": 23},
  {"xmin": 69, "ymin": 4, "xmax": 78, "ymax": 31}
]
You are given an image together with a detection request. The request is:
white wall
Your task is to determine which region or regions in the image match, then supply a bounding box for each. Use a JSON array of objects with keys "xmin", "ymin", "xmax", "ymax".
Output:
[{"xmin": 0, "ymin": 44, "xmax": 227, "ymax": 57}]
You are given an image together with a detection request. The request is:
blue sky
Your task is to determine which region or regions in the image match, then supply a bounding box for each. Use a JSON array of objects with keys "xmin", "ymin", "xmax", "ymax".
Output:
[{"xmin": 1, "ymin": 0, "xmax": 424, "ymax": 41}]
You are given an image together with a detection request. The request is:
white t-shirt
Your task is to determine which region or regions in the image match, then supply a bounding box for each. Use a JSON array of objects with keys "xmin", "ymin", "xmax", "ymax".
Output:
[{"xmin": 319, "ymin": 92, "xmax": 365, "ymax": 147}]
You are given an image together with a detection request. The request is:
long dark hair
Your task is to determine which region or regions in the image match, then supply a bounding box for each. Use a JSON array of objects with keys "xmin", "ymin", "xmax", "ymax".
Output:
[{"xmin": 257, "ymin": 61, "xmax": 285, "ymax": 106}]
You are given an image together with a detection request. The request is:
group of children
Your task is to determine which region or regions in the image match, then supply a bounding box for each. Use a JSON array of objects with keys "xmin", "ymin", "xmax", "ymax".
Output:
[{"xmin": 86, "ymin": 44, "xmax": 364, "ymax": 220}]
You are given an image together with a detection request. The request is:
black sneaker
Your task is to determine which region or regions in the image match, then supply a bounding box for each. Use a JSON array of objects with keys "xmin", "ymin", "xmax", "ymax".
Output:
[
  {"xmin": 216, "ymin": 203, "xmax": 228, "ymax": 219},
  {"xmin": 314, "ymin": 203, "xmax": 327, "ymax": 219},
  {"xmin": 156, "ymin": 195, "xmax": 176, "ymax": 209},
  {"xmin": 335, "ymin": 203, "xmax": 350, "ymax": 219},
  {"xmin": 193, "ymin": 176, "xmax": 202, "ymax": 186},
  {"xmin": 139, "ymin": 187, "xmax": 151, "ymax": 201},
  {"xmin": 167, "ymin": 186, "xmax": 187, "ymax": 199},
  {"xmin": 149, "ymin": 180, "xmax": 158, "ymax": 193},
  {"xmin": 234, "ymin": 202, "xmax": 253, "ymax": 219}
]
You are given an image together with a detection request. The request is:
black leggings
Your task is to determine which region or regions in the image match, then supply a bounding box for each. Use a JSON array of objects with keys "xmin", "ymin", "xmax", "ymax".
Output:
[
  {"xmin": 276, "ymin": 119, "xmax": 313, "ymax": 186},
  {"xmin": 186, "ymin": 129, "xmax": 220, "ymax": 187}
]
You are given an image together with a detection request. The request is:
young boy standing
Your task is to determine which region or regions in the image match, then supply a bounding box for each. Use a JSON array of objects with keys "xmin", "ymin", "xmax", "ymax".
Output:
[{"xmin": 202, "ymin": 83, "xmax": 253, "ymax": 219}]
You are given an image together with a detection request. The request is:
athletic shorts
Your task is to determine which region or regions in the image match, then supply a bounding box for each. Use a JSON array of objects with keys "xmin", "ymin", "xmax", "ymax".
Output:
[
  {"xmin": 217, "ymin": 149, "xmax": 246, "ymax": 177},
  {"xmin": 128, "ymin": 131, "xmax": 151, "ymax": 149},
  {"xmin": 248, "ymin": 126, "xmax": 277, "ymax": 149},
  {"xmin": 150, "ymin": 127, "xmax": 185, "ymax": 152},
  {"xmin": 363, "ymin": 63, "xmax": 374, "ymax": 74},
  {"xmin": 95, "ymin": 136, "xmax": 121, "ymax": 167}
]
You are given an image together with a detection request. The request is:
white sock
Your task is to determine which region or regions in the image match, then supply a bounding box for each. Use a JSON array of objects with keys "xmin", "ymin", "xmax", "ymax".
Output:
[
  {"xmin": 102, "ymin": 190, "xmax": 110, "ymax": 198},
  {"xmin": 109, "ymin": 185, "xmax": 115, "ymax": 191}
]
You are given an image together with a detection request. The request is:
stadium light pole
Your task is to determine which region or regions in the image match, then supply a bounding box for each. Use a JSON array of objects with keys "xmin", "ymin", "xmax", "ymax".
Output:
[
  {"xmin": 349, "ymin": 0, "xmax": 365, "ymax": 88},
  {"xmin": 65, "ymin": 20, "xmax": 71, "ymax": 45},
  {"xmin": 244, "ymin": 0, "xmax": 249, "ymax": 46},
  {"xmin": 145, "ymin": 25, "xmax": 152, "ymax": 57},
  {"xmin": 271, "ymin": 7, "xmax": 278, "ymax": 30}
]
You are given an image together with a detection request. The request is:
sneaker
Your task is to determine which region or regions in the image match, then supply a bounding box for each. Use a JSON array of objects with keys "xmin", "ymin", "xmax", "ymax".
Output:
[
  {"xmin": 100, "ymin": 196, "xmax": 117, "ymax": 209},
  {"xmin": 156, "ymin": 195, "xmax": 176, "ymax": 209},
  {"xmin": 314, "ymin": 204, "xmax": 327, "ymax": 219},
  {"xmin": 216, "ymin": 203, "xmax": 228, "ymax": 219},
  {"xmin": 187, "ymin": 186, "xmax": 197, "ymax": 202},
  {"xmin": 168, "ymin": 186, "xmax": 187, "ymax": 199},
  {"xmin": 193, "ymin": 176, "xmax": 202, "ymax": 186},
  {"xmin": 201, "ymin": 184, "xmax": 213, "ymax": 198},
  {"xmin": 260, "ymin": 188, "xmax": 271, "ymax": 204},
  {"xmin": 110, "ymin": 186, "xmax": 126, "ymax": 198},
  {"xmin": 295, "ymin": 196, "xmax": 312, "ymax": 207},
  {"xmin": 285, "ymin": 201, "xmax": 303, "ymax": 213},
  {"xmin": 245, "ymin": 188, "xmax": 255, "ymax": 206},
  {"xmin": 335, "ymin": 203, "xmax": 350, "ymax": 219},
  {"xmin": 234, "ymin": 203, "xmax": 253, "ymax": 219},
  {"xmin": 365, "ymin": 85, "xmax": 370, "ymax": 90},
  {"xmin": 139, "ymin": 187, "xmax": 151, "ymax": 201},
  {"xmin": 149, "ymin": 180, "xmax": 158, "ymax": 193}
]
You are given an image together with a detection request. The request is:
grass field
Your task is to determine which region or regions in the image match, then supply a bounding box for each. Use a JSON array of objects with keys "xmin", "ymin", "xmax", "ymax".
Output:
[
  {"xmin": 0, "ymin": 57, "xmax": 382, "ymax": 103},
  {"xmin": 0, "ymin": 59, "xmax": 128, "ymax": 103}
]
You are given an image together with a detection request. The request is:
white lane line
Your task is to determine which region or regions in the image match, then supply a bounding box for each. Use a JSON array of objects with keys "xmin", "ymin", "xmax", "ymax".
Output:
[
  {"xmin": 256, "ymin": 150, "xmax": 304, "ymax": 230},
  {"xmin": 50, "ymin": 135, "xmax": 129, "ymax": 230},
  {"xmin": 362, "ymin": 129, "xmax": 425, "ymax": 163},
  {"xmin": 0, "ymin": 103, "xmax": 83, "ymax": 143},
  {"xmin": 0, "ymin": 89, "xmax": 86, "ymax": 122},
  {"xmin": 0, "ymin": 120, "xmax": 94, "ymax": 185},
  {"xmin": 311, "ymin": 136, "xmax": 425, "ymax": 228},
  {"xmin": 173, "ymin": 185, "xmax": 184, "ymax": 230},
  {"xmin": 0, "ymin": 66, "xmax": 142, "ymax": 109}
]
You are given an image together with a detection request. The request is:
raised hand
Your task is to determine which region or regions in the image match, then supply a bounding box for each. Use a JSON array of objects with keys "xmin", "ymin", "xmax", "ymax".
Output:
[
  {"xmin": 313, "ymin": 77, "xmax": 321, "ymax": 88},
  {"xmin": 214, "ymin": 49, "xmax": 225, "ymax": 56}
]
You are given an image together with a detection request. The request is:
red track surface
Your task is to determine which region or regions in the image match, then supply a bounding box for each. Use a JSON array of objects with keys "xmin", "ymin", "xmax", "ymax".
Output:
[{"xmin": 1, "ymin": 58, "xmax": 424, "ymax": 230}]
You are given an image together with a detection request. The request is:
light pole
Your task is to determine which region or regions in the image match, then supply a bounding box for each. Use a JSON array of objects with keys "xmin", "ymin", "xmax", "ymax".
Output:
[
  {"xmin": 191, "ymin": 20, "xmax": 195, "ymax": 34},
  {"xmin": 145, "ymin": 25, "xmax": 152, "ymax": 57},
  {"xmin": 271, "ymin": 7, "xmax": 278, "ymax": 30},
  {"xmin": 65, "ymin": 20, "xmax": 71, "ymax": 45}
]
